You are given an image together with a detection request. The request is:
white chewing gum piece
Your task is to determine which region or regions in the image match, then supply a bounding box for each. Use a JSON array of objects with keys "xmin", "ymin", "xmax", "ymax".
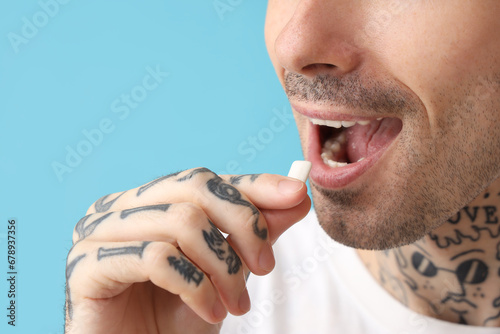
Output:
[{"xmin": 287, "ymin": 161, "xmax": 312, "ymax": 182}]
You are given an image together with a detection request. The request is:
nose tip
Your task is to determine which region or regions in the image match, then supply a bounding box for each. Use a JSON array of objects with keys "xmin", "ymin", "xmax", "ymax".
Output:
[{"xmin": 273, "ymin": 1, "xmax": 361, "ymax": 79}]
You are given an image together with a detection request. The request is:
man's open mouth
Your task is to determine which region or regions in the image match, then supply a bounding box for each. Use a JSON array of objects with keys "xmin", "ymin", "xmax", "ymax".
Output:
[{"xmin": 315, "ymin": 117, "xmax": 403, "ymax": 168}]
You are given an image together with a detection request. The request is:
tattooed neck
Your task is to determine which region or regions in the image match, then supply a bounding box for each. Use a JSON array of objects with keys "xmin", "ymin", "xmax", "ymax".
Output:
[{"xmin": 358, "ymin": 179, "xmax": 500, "ymax": 327}]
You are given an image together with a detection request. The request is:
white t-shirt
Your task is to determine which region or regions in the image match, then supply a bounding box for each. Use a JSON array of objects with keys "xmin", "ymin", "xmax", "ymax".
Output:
[{"xmin": 221, "ymin": 210, "xmax": 499, "ymax": 334}]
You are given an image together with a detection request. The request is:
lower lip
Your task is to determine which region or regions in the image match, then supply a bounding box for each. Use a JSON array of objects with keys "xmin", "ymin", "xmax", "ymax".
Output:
[{"xmin": 308, "ymin": 124, "xmax": 392, "ymax": 189}]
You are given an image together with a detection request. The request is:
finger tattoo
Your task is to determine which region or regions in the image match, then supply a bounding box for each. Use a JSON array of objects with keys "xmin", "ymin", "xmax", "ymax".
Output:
[
  {"xmin": 65, "ymin": 254, "xmax": 87, "ymax": 320},
  {"xmin": 167, "ymin": 253, "xmax": 204, "ymax": 286},
  {"xmin": 137, "ymin": 171, "xmax": 182, "ymax": 197},
  {"xmin": 94, "ymin": 192, "xmax": 125, "ymax": 213},
  {"xmin": 229, "ymin": 174, "xmax": 261, "ymax": 185},
  {"xmin": 66, "ymin": 254, "xmax": 87, "ymax": 281},
  {"xmin": 75, "ymin": 213, "xmax": 113, "ymax": 240},
  {"xmin": 74, "ymin": 215, "xmax": 91, "ymax": 239},
  {"xmin": 203, "ymin": 222, "xmax": 226, "ymax": 260},
  {"xmin": 226, "ymin": 246, "xmax": 242, "ymax": 275},
  {"xmin": 120, "ymin": 204, "xmax": 171, "ymax": 219},
  {"xmin": 176, "ymin": 167, "xmax": 212, "ymax": 182},
  {"xmin": 206, "ymin": 176, "xmax": 267, "ymax": 240},
  {"xmin": 203, "ymin": 221, "xmax": 242, "ymax": 274},
  {"xmin": 97, "ymin": 241, "xmax": 151, "ymax": 261}
]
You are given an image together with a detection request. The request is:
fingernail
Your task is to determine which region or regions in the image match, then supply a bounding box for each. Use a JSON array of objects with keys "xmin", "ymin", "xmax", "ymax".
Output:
[
  {"xmin": 259, "ymin": 244, "xmax": 275, "ymax": 273},
  {"xmin": 238, "ymin": 287, "xmax": 251, "ymax": 313},
  {"xmin": 278, "ymin": 178, "xmax": 304, "ymax": 194},
  {"xmin": 212, "ymin": 299, "xmax": 227, "ymax": 320}
]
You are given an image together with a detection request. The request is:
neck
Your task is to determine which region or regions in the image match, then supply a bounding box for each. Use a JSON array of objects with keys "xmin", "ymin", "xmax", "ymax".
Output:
[{"xmin": 358, "ymin": 178, "xmax": 500, "ymax": 327}]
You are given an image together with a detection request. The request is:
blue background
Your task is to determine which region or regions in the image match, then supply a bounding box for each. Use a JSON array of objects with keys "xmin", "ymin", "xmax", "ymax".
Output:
[{"xmin": 0, "ymin": 1, "xmax": 302, "ymax": 333}]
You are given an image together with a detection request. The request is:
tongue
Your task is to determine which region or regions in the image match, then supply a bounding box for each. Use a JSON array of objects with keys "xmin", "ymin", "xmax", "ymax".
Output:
[{"xmin": 345, "ymin": 118, "xmax": 402, "ymax": 163}]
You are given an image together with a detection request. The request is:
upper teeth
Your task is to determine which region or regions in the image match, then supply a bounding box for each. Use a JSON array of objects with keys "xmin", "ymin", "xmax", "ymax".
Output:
[{"xmin": 310, "ymin": 118, "xmax": 371, "ymax": 128}]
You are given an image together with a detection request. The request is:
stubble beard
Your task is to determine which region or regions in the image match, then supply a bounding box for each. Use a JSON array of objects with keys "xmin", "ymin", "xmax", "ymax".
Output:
[
  {"xmin": 289, "ymin": 71, "xmax": 500, "ymax": 250},
  {"xmin": 310, "ymin": 181, "xmax": 431, "ymax": 250}
]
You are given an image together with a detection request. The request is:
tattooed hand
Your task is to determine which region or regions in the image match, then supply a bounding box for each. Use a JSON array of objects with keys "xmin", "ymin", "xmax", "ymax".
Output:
[{"xmin": 65, "ymin": 168, "xmax": 310, "ymax": 334}]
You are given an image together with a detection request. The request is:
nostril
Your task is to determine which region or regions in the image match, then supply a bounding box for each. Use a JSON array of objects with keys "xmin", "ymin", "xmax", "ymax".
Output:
[
  {"xmin": 304, "ymin": 63, "xmax": 336, "ymax": 70},
  {"xmin": 302, "ymin": 63, "xmax": 338, "ymax": 76}
]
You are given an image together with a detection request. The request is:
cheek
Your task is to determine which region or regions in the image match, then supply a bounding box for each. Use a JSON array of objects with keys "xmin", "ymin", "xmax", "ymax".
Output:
[
  {"xmin": 373, "ymin": 3, "xmax": 500, "ymax": 117},
  {"xmin": 373, "ymin": 7, "xmax": 500, "ymax": 179}
]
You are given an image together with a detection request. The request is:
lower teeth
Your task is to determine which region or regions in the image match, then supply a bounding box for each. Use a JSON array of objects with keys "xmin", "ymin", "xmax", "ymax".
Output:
[
  {"xmin": 321, "ymin": 132, "xmax": 364, "ymax": 168},
  {"xmin": 327, "ymin": 160, "xmax": 347, "ymax": 168},
  {"xmin": 321, "ymin": 132, "xmax": 347, "ymax": 168},
  {"xmin": 322, "ymin": 155, "xmax": 365, "ymax": 168}
]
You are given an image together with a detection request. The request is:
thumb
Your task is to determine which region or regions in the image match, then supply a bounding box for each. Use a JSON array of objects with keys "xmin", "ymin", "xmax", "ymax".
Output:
[{"xmin": 220, "ymin": 173, "xmax": 308, "ymax": 210}]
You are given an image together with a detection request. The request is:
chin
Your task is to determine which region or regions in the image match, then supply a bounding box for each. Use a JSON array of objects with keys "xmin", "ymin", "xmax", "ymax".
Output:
[{"xmin": 310, "ymin": 183, "xmax": 436, "ymax": 250}]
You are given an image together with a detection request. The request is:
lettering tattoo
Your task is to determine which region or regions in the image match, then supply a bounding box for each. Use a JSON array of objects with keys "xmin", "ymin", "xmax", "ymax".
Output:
[
  {"xmin": 203, "ymin": 221, "xmax": 242, "ymax": 274},
  {"xmin": 207, "ymin": 176, "xmax": 267, "ymax": 240},
  {"xmin": 94, "ymin": 192, "xmax": 125, "ymax": 213},
  {"xmin": 75, "ymin": 212, "xmax": 113, "ymax": 240},
  {"xmin": 137, "ymin": 171, "xmax": 182, "ymax": 197},
  {"xmin": 120, "ymin": 204, "xmax": 171, "ymax": 219},
  {"xmin": 229, "ymin": 174, "xmax": 261, "ymax": 185},
  {"xmin": 167, "ymin": 254, "xmax": 204, "ymax": 286},
  {"xmin": 97, "ymin": 241, "xmax": 151, "ymax": 261},
  {"xmin": 430, "ymin": 204, "xmax": 500, "ymax": 248},
  {"xmin": 65, "ymin": 254, "xmax": 87, "ymax": 320}
]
